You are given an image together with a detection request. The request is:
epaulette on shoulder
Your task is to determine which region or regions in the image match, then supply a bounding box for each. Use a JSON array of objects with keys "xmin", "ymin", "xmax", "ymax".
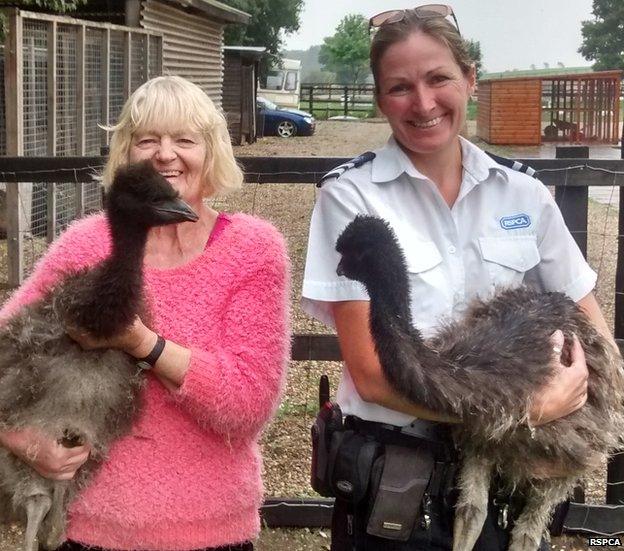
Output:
[
  {"xmin": 317, "ymin": 151, "xmax": 376, "ymax": 188},
  {"xmin": 485, "ymin": 151, "xmax": 537, "ymax": 179}
]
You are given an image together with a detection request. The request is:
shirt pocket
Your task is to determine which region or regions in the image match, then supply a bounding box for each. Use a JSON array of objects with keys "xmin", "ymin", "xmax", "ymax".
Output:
[
  {"xmin": 478, "ymin": 235, "xmax": 540, "ymax": 286},
  {"xmin": 398, "ymin": 237, "xmax": 445, "ymax": 326}
]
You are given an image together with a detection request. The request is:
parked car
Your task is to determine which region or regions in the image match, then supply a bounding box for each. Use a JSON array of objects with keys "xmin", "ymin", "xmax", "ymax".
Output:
[{"xmin": 257, "ymin": 96, "xmax": 315, "ymax": 138}]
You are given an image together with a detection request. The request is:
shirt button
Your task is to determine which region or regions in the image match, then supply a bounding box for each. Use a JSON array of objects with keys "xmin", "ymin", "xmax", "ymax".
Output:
[{"xmin": 448, "ymin": 245, "xmax": 457, "ymax": 254}]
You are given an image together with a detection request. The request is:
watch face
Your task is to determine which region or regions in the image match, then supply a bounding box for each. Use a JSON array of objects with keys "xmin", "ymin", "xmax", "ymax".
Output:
[{"xmin": 136, "ymin": 360, "xmax": 153, "ymax": 371}]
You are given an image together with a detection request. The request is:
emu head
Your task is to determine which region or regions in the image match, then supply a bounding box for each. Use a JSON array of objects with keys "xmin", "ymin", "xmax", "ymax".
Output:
[
  {"xmin": 335, "ymin": 215, "xmax": 408, "ymax": 290},
  {"xmin": 106, "ymin": 160, "xmax": 199, "ymax": 228}
]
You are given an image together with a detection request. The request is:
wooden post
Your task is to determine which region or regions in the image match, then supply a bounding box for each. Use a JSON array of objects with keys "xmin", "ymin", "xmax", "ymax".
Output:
[
  {"xmin": 75, "ymin": 24, "xmax": 86, "ymax": 218},
  {"xmin": 343, "ymin": 85, "xmax": 348, "ymax": 118},
  {"xmin": 102, "ymin": 28, "xmax": 110, "ymax": 145},
  {"xmin": 609, "ymin": 113, "xmax": 624, "ymax": 504},
  {"xmin": 46, "ymin": 20, "xmax": 57, "ymax": 243},
  {"xmin": 124, "ymin": 31, "xmax": 131, "ymax": 98},
  {"xmin": 308, "ymin": 85, "xmax": 313, "ymax": 115},
  {"xmin": 5, "ymin": 9, "xmax": 24, "ymax": 286},
  {"xmin": 145, "ymin": 30, "xmax": 150, "ymax": 79},
  {"xmin": 554, "ymin": 146, "xmax": 588, "ymax": 258}
]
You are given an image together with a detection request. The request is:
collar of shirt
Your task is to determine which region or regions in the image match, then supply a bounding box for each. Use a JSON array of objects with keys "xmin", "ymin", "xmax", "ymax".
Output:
[{"xmin": 370, "ymin": 135, "xmax": 509, "ymax": 187}]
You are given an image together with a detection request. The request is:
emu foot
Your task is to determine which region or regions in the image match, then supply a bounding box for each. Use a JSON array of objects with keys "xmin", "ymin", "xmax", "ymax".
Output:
[
  {"xmin": 452, "ymin": 504, "xmax": 487, "ymax": 551},
  {"xmin": 24, "ymin": 493, "xmax": 52, "ymax": 551}
]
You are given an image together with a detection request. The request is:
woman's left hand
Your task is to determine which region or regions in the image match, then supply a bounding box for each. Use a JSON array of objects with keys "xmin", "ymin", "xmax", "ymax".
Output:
[{"xmin": 67, "ymin": 317, "xmax": 156, "ymax": 357}]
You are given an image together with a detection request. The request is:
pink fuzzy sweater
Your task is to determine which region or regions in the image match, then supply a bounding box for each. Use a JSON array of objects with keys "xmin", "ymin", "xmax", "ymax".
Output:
[{"xmin": 0, "ymin": 212, "xmax": 291, "ymax": 550}]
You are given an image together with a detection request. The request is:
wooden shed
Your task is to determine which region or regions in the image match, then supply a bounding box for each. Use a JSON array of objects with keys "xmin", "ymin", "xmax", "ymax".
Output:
[
  {"xmin": 477, "ymin": 70, "xmax": 622, "ymax": 145},
  {"xmin": 223, "ymin": 46, "xmax": 265, "ymax": 145},
  {"xmin": 137, "ymin": 0, "xmax": 250, "ymax": 108}
]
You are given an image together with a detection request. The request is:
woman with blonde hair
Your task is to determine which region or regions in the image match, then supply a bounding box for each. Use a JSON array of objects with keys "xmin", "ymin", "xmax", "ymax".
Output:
[{"xmin": 0, "ymin": 75, "xmax": 290, "ymax": 551}]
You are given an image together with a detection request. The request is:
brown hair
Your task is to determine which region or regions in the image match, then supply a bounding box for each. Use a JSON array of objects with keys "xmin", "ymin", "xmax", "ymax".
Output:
[{"xmin": 370, "ymin": 11, "xmax": 473, "ymax": 90}]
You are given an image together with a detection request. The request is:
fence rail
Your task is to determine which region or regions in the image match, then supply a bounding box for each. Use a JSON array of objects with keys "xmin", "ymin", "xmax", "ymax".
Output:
[
  {"xmin": 301, "ymin": 83, "xmax": 375, "ymax": 118},
  {"xmin": 1, "ymin": 154, "xmax": 624, "ymax": 534}
]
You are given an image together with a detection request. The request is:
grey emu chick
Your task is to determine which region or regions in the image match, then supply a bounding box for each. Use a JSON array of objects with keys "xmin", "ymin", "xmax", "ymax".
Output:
[
  {"xmin": 335, "ymin": 215, "xmax": 624, "ymax": 551},
  {"xmin": 0, "ymin": 161, "xmax": 198, "ymax": 551}
]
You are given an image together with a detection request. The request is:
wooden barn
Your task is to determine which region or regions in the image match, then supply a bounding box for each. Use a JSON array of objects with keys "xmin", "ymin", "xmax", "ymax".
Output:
[
  {"xmin": 223, "ymin": 46, "xmax": 265, "ymax": 145},
  {"xmin": 477, "ymin": 70, "xmax": 622, "ymax": 145}
]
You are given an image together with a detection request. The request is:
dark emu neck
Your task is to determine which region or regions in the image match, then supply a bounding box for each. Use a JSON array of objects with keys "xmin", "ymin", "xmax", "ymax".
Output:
[
  {"xmin": 60, "ymin": 214, "xmax": 150, "ymax": 339},
  {"xmin": 364, "ymin": 257, "xmax": 448, "ymax": 413}
]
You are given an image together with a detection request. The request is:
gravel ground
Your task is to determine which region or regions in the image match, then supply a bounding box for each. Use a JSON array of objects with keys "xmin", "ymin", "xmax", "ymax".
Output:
[{"xmin": 0, "ymin": 120, "xmax": 620, "ymax": 550}]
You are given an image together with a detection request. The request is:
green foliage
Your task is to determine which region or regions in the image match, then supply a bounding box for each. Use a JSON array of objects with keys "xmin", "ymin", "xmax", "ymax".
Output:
[
  {"xmin": 579, "ymin": 0, "xmax": 624, "ymax": 71},
  {"xmin": 466, "ymin": 39, "xmax": 483, "ymax": 79},
  {"xmin": 318, "ymin": 14, "xmax": 370, "ymax": 85},
  {"xmin": 220, "ymin": 0, "xmax": 304, "ymax": 77},
  {"xmin": 0, "ymin": 0, "xmax": 86, "ymax": 42}
]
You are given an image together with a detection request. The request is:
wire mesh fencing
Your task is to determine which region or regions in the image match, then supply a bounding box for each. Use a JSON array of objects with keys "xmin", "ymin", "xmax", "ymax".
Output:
[
  {"xmin": 0, "ymin": 11, "xmax": 164, "ymax": 286},
  {"xmin": 2, "ymin": 155, "xmax": 623, "ymax": 505}
]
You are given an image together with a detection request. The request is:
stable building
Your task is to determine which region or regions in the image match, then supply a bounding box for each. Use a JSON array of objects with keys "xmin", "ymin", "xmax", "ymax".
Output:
[{"xmin": 477, "ymin": 69, "xmax": 622, "ymax": 145}]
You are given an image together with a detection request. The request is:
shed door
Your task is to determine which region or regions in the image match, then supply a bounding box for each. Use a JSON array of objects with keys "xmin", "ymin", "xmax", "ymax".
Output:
[{"xmin": 241, "ymin": 64, "xmax": 255, "ymax": 141}]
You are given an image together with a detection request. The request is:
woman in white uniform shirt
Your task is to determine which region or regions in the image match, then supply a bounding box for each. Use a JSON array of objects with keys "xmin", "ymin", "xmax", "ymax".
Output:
[{"xmin": 302, "ymin": 5, "xmax": 613, "ymax": 551}]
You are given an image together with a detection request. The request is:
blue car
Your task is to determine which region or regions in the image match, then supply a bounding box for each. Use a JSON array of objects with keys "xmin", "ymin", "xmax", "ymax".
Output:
[{"xmin": 257, "ymin": 96, "xmax": 316, "ymax": 138}]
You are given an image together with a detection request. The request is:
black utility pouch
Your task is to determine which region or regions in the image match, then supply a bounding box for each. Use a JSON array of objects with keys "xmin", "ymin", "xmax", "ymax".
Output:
[
  {"xmin": 366, "ymin": 444, "xmax": 435, "ymax": 541},
  {"xmin": 328, "ymin": 430, "xmax": 381, "ymax": 504},
  {"xmin": 310, "ymin": 375, "xmax": 344, "ymax": 497}
]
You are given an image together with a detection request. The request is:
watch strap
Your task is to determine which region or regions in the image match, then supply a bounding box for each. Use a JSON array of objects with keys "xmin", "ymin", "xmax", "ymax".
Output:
[{"xmin": 136, "ymin": 335, "xmax": 166, "ymax": 369}]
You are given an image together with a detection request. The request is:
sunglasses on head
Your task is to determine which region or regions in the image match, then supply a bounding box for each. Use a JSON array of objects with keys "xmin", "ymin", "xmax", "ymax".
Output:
[{"xmin": 369, "ymin": 4, "xmax": 460, "ymax": 35}]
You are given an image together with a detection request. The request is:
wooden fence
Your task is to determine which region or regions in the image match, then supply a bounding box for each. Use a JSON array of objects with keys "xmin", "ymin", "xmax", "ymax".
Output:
[
  {"xmin": 300, "ymin": 83, "xmax": 375, "ymax": 119},
  {"xmin": 1, "ymin": 153, "xmax": 624, "ymax": 535}
]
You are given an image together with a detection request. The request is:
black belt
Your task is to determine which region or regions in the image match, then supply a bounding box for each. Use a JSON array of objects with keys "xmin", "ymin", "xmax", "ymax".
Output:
[{"xmin": 346, "ymin": 416, "xmax": 454, "ymax": 460}]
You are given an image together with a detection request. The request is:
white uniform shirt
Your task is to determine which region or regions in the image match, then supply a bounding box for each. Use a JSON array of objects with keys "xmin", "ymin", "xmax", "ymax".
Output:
[{"xmin": 301, "ymin": 136, "xmax": 597, "ymax": 426}]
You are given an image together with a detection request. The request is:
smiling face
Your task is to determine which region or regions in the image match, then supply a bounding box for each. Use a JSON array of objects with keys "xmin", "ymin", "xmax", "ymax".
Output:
[
  {"xmin": 376, "ymin": 31, "xmax": 475, "ymax": 164},
  {"xmin": 128, "ymin": 129, "xmax": 207, "ymax": 206}
]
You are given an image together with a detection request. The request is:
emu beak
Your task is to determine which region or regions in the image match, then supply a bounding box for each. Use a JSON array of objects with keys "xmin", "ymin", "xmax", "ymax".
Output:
[
  {"xmin": 336, "ymin": 259, "xmax": 345, "ymax": 277},
  {"xmin": 153, "ymin": 198, "xmax": 199, "ymax": 223}
]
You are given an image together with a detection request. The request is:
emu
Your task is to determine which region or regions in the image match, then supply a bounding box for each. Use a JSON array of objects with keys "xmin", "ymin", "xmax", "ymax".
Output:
[
  {"xmin": 0, "ymin": 161, "xmax": 198, "ymax": 551},
  {"xmin": 335, "ymin": 215, "xmax": 624, "ymax": 551}
]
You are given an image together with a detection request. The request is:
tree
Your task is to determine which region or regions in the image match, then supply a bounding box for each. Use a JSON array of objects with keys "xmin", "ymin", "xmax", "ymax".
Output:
[
  {"xmin": 318, "ymin": 14, "xmax": 370, "ymax": 85},
  {"xmin": 465, "ymin": 39, "xmax": 483, "ymax": 79},
  {"xmin": 0, "ymin": 0, "xmax": 86, "ymax": 41},
  {"xmin": 220, "ymin": 0, "xmax": 304, "ymax": 77},
  {"xmin": 579, "ymin": 0, "xmax": 624, "ymax": 70}
]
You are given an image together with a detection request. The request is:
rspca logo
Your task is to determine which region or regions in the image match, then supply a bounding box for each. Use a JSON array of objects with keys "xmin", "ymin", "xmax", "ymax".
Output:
[{"xmin": 500, "ymin": 214, "xmax": 531, "ymax": 230}]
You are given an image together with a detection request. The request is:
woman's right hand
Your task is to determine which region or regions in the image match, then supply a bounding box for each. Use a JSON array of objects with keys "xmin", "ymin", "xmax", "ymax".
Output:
[
  {"xmin": 0, "ymin": 427, "xmax": 90, "ymax": 480},
  {"xmin": 529, "ymin": 330, "xmax": 588, "ymax": 426}
]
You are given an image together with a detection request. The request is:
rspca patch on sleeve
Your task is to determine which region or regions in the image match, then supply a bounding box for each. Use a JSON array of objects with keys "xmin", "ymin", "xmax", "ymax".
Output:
[{"xmin": 500, "ymin": 214, "xmax": 531, "ymax": 230}]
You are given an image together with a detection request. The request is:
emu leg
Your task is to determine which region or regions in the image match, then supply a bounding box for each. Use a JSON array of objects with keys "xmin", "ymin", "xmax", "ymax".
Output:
[
  {"xmin": 23, "ymin": 493, "xmax": 52, "ymax": 551},
  {"xmin": 508, "ymin": 478, "xmax": 571, "ymax": 551},
  {"xmin": 40, "ymin": 482, "xmax": 69, "ymax": 550},
  {"xmin": 452, "ymin": 454, "xmax": 492, "ymax": 551}
]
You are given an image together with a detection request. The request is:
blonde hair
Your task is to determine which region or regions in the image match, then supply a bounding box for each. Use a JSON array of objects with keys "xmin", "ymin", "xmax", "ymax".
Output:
[{"xmin": 102, "ymin": 75, "xmax": 243, "ymax": 197}]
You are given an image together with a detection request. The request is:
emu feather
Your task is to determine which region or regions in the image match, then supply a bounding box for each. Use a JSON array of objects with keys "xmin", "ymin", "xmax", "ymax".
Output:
[
  {"xmin": 0, "ymin": 161, "xmax": 198, "ymax": 551},
  {"xmin": 335, "ymin": 215, "xmax": 624, "ymax": 551}
]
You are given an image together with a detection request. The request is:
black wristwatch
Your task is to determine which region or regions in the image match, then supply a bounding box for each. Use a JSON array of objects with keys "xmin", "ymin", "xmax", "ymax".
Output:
[{"xmin": 136, "ymin": 335, "xmax": 166, "ymax": 370}]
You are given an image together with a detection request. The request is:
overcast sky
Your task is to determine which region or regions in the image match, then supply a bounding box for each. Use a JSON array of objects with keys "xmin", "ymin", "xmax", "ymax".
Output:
[{"xmin": 282, "ymin": 0, "xmax": 596, "ymax": 73}]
